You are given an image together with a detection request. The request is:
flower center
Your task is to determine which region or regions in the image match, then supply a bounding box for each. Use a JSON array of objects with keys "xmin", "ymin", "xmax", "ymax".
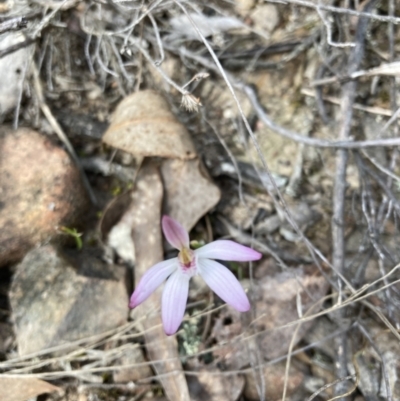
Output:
[{"xmin": 178, "ymin": 247, "xmax": 196, "ymax": 274}]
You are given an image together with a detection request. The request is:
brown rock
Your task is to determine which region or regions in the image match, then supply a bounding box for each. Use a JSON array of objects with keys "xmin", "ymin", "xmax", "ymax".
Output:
[
  {"xmin": 10, "ymin": 245, "xmax": 129, "ymax": 356},
  {"xmin": 0, "ymin": 127, "xmax": 88, "ymax": 267}
]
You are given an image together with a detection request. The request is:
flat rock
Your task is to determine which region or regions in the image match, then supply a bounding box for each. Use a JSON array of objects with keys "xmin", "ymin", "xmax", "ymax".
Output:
[
  {"xmin": 0, "ymin": 127, "xmax": 89, "ymax": 267},
  {"xmin": 10, "ymin": 245, "xmax": 129, "ymax": 356}
]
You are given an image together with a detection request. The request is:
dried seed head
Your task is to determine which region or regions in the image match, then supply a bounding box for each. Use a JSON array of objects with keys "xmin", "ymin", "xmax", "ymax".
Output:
[
  {"xmin": 193, "ymin": 72, "xmax": 210, "ymax": 81},
  {"xmin": 181, "ymin": 92, "xmax": 202, "ymax": 112}
]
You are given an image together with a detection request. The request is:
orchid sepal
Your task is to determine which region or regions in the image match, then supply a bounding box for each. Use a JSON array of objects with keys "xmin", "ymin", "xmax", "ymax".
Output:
[{"xmin": 129, "ymin": 216, "xmax": 262, "ymax": 335}]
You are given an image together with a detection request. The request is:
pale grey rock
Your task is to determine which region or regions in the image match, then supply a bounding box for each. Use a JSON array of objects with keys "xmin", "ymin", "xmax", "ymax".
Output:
[{"xmin": 10, "ymin": 245, "xmax": 129, "ymax": 356}]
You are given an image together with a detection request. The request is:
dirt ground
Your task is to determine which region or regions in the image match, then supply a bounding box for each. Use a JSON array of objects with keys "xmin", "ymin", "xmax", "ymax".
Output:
[{"xmin": 0, "ymin": 0, "xmax": 400, "ymax": 400}]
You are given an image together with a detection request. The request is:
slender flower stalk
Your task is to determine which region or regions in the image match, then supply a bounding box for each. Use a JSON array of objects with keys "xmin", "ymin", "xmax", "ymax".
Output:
[{"xmin": 129, "ymin": 216, "xmax": 262, "ymax": 335}]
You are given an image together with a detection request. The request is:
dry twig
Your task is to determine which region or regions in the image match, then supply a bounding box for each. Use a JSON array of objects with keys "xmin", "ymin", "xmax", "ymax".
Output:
[
  {"xmin": 32, "ymin": 65, "xmax": 97, "ymax": 205},
  {"xmin": 330, "ymin": 2, "xmax": 378, "ymax": 397}
]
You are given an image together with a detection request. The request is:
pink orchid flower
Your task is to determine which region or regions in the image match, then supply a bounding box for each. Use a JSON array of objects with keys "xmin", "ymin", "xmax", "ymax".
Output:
[{"xmin": 129, "ymin": 215, "xmax": 262, "ymax": 335}]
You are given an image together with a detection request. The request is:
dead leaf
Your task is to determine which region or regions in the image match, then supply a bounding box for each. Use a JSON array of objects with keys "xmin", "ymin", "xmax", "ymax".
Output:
[
  {"xmin": 255, "ymin": 267, "xmax": 329, "ymax": 357},
  {"xmin": 161, "ymin": 158, "xmax": 221, "ymax": 232},
  {"xmin": 129, "ymin": 161, "xmax": 190, "ymax": 401},
  {"xmin": 0, "ymin": 377, "xmax": 60, "ymax": 401},
  {"xmin": 102, "ymin": 157, "xmax": 221, "ymax": 264},
  {"xmin": 103, "ymin": 90, "xmax": 196, "ymax": 160},
  {"xmin": 187, "ymin": 371, "xmax": 244, "ymax": 401},
  {"xmin": 212, "ymin": 265, "xmax": 329, "ymax": 368},
  {"xmin": 351, "ymin": 321, "xmax": 400, "ymax": 400},
  {"xmin": 243, "ymin": 362, "xmax": 304, "ymax": 400}
]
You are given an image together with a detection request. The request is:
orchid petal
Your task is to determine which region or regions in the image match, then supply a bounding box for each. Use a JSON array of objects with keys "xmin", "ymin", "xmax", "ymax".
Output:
[
  {"xmin": 162, "ymin": 269, "xmax": 190, "ymax": 335},
  {"xmin": 129, "ymin": 258, "xmax": 178, "ymax": 308},
  {"xmin": 162, "ymin": 215, "xmax": 190, "ymax": 250},
  {"xmin": 195, "ymin": 240, "xmax": 261, "ymax": 262},
  {"xmin": 197, "ymin": 258, "xmax": 250, "ymax": 312}
]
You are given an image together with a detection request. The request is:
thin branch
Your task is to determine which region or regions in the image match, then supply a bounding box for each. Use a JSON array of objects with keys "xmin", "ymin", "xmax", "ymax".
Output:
[
  {"xmin": 0, "ymin": 17, "xmax": 27, "ymax": 34},
  {"xmin": 331, "ymin": 1, "xmax": 378, "ymax": 397},
  {"xmin": 307, "ymin": 375, "xmax": 355, "ymax": 401},
  {"xmin": 169, "ymin": 46, "xmax": 400, "ymax": 149},
  {"xmin": 32, "ymin": 65, "xmax": 97, "ymax": 205},
  {"xmin": 356, "ymin": 153, "xmax": 400, "ymax": 217},
  {"xmin": 147, "ymin": 11, "xmax": 164, "ymax": 65},
  {"xmin": 0, "ymin": 37, "xmax": 35, "ymax": 60},
  {"xmin": 267, "ymin": 0, "xmax": 400, "ymax": 24},
  {"xmin": 301, "ymin": 87, "xmax": 394, "ymax": 117},
  {"xmin": 245, "ymin": 85, "xmax": 400, "ymax": 149},
  {"xmin": 317, "ymin": 6, "xmax": 355, "ymax": 48},
  {"xmin": 0, "ymin": 0, "xmax": 68, "ymax": 60}
]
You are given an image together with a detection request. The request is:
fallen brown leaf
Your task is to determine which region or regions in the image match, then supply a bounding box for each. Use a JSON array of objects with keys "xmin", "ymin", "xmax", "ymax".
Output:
[
  {"xmin": 212, "ymin": 265, "xmax": 329, "ymax": 368},
  {"xmin": 243, "ymin": 362, "xmax": 304, "ymax": 400},
  {"xmin": 254, "ymin": 266, "xmax": 329, "ymax": 360},
  {"xmin": 103, "ymin": 90, "xmax": 196, "ymax": 160},
  {"xmin": 0, "ymin": 377, "xmax": 60, "ymax": 401},
  {"xmin": 161, "ymin": 158, "xmax": 220, "ymax": 231}
]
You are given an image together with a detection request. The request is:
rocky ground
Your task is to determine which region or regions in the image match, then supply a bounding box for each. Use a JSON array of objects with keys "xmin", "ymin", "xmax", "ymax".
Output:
[{"xmin": 0, "ymin": 0, "xmax": 400, "ymax": 400}]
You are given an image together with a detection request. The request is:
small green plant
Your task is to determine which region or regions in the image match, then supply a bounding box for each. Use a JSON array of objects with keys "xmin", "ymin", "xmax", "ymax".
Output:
[
  {"xmin": 178, "ymin": 314, "xmax": 202, "ymax": 360},
  {"xmin": 59, "ymin": 226, "xmax": 83, "ymax": 250}
]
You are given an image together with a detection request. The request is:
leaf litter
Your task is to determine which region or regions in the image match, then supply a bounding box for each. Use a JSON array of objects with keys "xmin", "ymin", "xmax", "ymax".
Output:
[{"xmin": 0, "ymin": 1, "xmax": 399, "ymax": 401}]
